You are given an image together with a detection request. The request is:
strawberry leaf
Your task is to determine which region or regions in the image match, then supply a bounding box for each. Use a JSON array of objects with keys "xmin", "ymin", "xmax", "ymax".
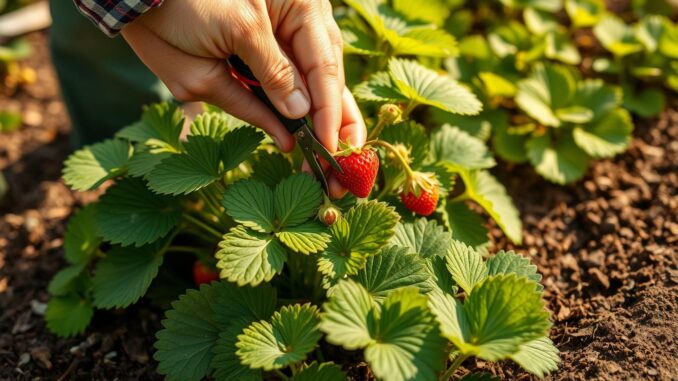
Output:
[
  {"xmin": 216, "ymin": 226, "xmax": 287, "ymax": 286},
  {"xmin": 92, "ymin": 244, "xmax": 164, "ymax": 309},
  {"xmin": 516, "ymin": 63, "xmax": 578, "ymax": 127},
  {"xmin": 116, "ymin": 102, "xmax": 184, "ymax": 152},
  {"xmin": 429, "ymin": 274, "xmax": 551, "ymax": 361},
  {"xmin": 97, "ymin": 178, "xmax": 182, "ymax": 247},
  {"xmin": 212, "ymin": 323, "xmax": 263, "ymax": 381},
  {"xmin": 64, "ymin": 204, "xmax": 102, "ymax": 265},
  {"xmin": 388, "ymin": 28, "xmax": 458, "ymax": 57},
  {"xmin": 63, "ymin": 139, "xmax": 132, "ymax": 191},
  {"xmin": 292, "ymin": 362, "xmax": 347, "ymax": 381},
  {"xmin": 353, "ymin": 71, "xmax": 405, "ymax": 103},
  {"xmin": 318, "ymin": 201, "xmax": 399, "ymax": 278},
  {"xmin": 388, "ymin": 58, "xmax": 482, "ymax": 115},
  {"xmin": 220, "ymin": 127, "xmax": 264, "ymax": 171},
  {"xmin": 342, "ymin": 21, "xmax": 383, "ymax": 56},
  {"xmin": 391, "ymin": 218, "xmax": 451, "ymax": 259},
  {"xmin": 499, "ymin": 0, "xmax": 562, "ymax": 12},
  {"xmin": 445, "ymin": 240, "xmax": 488, "ymax": 294},
  {"xmin": 45, "ymin": 294, "xmax": 94, "ymax": 338},
  {"xmin": 594, "ymin": 15, "xmax": 644, "ymax": 56},
  {"xmin": 236, "ymin": 304, "xmax": 321, "ymax": 370},
  {"xmin": 47, "ymin": 263, "xmax": 87, "ymax": 296},
  {"xmin": 527, "ymin": 133, "xmax": 589, "ymax": 184},
  {"xmin": 391, "ymin": 0, "xmax": 449, "ymax": 26},
  {"xmin": 425, "ymin": 256, "xmax": 457, "ymax": 295},
  {"xmin": 380, "ymin": 120, "xmax": 429, "ymax": 168},
  {"xmin": 190, "ymin": 112, "xmax": 231, "ymax": 139},
  {"xmin": 486, "ymin": 251, "xmax": 543, "ymax": 290},
  {"xmin": 154, "ymin": 284, "xmax": 221, "ymax": 381},
  {"xmin": 458, "ymin": 169, "xmax": 522, "ymax": 244},
  {"xmin": 222, "ymin": 179, "xmax": 275, "ymax": 233},
  {"xmin": 566, "ymin": 0, "xmax": 605, "ymax": 28},
  {"xmin": 251, "ymin": 152, "xmax": 293, "ymax": 188},
  {"xmin": 276, "ymin": 222, "xmax": 331, "ymax": 255},
  {"xmin": 321, "ymin": 282, "xmax": 447, "ymax": 381},
  {"xmin": 274, "ymin": 173, "xmax": 323, "ymax": 228},
  {"xmin": 509, "ymin": 336, "xmax": 560, "ymax": 377},
  {"xmin": 572, "ymin": 109, "xmax": 633, "ymax": 158},
  {"xmin": 623, "ymin": 85, "xmax": 665, "ymax": 118},
  {"xmin": 429, "ymin": 125, "xmax": 495, "ymax": 170},
  {"xmin": 127, "ymin": 147, "xmax": 172, "ymax": 178},
  {"xmin": 442, "ymin": 202, "xmax": 490, "ymax": 251},
  {"xmin": 147, "ymin": 135, "xmax": 222, "ymax": 195},
  {"xmin": 351, "ymin": 245, "xmax": 432, "ymax": 300}
]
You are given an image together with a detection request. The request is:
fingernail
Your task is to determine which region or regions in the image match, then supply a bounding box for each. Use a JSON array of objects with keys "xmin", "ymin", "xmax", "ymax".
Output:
[{"xmin": 284, "ymin": 90, "xmax": 310, "ymax": 117}]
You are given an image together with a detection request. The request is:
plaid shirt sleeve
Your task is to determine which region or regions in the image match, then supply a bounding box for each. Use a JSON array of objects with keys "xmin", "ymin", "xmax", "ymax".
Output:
[{"xmin": 73, "ymin": 0, "xmax": 164, "ymax": 37}]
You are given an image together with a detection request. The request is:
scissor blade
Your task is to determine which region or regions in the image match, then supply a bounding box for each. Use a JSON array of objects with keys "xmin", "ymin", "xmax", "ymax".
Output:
[
  {"xmin": 295, "ymin": 125, "xmax": 329, "ymax": 192},
  {"xmin": 313, "ymin": 138, "xmax": 343, "ymax": 174}
]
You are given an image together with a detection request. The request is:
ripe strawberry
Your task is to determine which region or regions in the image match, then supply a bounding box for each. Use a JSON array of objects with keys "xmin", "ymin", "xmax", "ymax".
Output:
[
  {"xmin": 400, "ymin": 172, "xmax": 440, "ymax": 216},
  {"xmin": 192, "ymin": 260, "xmax": 219, "ymax": 285},
  {"xmin": 332, "ymin": 143, "xmax": 379, "ymax": 198}
]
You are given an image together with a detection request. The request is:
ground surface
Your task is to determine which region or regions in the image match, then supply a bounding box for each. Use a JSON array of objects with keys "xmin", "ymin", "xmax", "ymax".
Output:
[{"xmin": 0, "ymin": 33, "xmax": 676, "ymax": 381}]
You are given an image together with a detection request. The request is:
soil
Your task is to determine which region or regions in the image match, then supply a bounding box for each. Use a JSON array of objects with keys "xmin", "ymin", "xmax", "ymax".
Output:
[{"xmin": 1, "ymin": 32, "xmax": 676, "ymax": 381}]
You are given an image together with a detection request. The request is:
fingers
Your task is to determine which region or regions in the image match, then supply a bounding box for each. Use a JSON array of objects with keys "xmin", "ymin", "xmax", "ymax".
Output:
[
  {"xmin": 234, "ymin": 1, "xmax": 311, "ymax": 119},
  {"xmin": 122, "ymin": 22, "xmax": 295, "ymax": 152},
  {"xmin": 339, "ymin": 87, "xmax": 367, "ymax": 147}
]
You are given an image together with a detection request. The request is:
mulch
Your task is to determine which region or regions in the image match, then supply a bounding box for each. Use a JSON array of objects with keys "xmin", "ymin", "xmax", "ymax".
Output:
[{"xmin": 0, "ymin": 32, "xmax": 676, "ymax": 381}]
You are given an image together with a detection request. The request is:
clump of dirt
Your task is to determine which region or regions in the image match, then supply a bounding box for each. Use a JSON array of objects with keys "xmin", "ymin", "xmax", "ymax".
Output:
[{"xmin": 1, "ymin": 32, "xmax": 676, "ymax": 381}]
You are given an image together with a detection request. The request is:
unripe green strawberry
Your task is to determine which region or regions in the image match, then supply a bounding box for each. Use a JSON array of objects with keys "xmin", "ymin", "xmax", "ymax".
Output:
[
  {"xmin": 318, "ymin": 203, "xmax": 341, "ymax": 226},
  {"xmin": 378, "ymin": 103, "xmax": 403, "ymax": 125},
  {"xmin": 333, "ymin": 143, "xmax": 379, "ymax": 198},
  {"xmin": 399, "ymin": 172, "xmax": 440, "ymax": 216}
]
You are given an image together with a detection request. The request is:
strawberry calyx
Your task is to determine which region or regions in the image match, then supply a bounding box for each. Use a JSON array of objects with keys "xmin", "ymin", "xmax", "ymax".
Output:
[
  {"xmin": 317, "ymin": 195, "xmax": 342, "ymax": 226},
  {"xmin": 333, "ymin": 140, "xmax": 372, "ymax": 157},
  {"xmin": 401, "ymin": 171, "xmax": 439, "ymax": 198}
]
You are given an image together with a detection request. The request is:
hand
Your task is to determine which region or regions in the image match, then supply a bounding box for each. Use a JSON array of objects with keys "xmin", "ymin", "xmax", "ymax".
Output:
[{"xmin": 121, "ymin": 0, "xmax": 366, "ymax": 198}]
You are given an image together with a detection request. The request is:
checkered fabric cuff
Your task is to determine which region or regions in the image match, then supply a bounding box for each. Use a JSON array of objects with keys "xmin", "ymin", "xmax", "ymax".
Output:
[{"xmin": 73, "ymin": 0, "xmax": 164, "ymax": 37}]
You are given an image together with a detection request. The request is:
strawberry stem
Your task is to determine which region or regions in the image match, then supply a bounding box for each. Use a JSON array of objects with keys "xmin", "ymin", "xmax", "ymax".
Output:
[
  {"xmin": 367, "ymin": 118, "xmax": 387, "ymax": 141},
  {"xmin": 367, "ymin": 139, "xmax": 415, "ymax": 180}
]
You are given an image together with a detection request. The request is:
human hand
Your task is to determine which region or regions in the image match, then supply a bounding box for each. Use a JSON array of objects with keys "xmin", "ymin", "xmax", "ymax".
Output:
[{"xmin": 121, "ymin": 0, "xmax": 366, "ymax": 198}]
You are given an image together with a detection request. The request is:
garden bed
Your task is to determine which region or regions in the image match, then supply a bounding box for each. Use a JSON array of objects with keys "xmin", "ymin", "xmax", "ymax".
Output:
[{"xmin": 0, "ymin": 32, "xmax": 676, "ymax": 381}]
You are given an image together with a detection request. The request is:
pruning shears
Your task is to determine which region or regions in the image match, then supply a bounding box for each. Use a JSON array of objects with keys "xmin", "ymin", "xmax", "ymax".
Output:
[{"xmin": 227, "ymin": 55, "xmax": 343, "ymax": 192}]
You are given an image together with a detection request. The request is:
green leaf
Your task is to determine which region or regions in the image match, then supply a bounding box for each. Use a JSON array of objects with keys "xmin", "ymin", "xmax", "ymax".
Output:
[
  {"xmin": 573, "ymin": 79, "xmax": 621, "ymax": 121},
  {"xmin": 353, "ymin": 71, "xmax": 406, "ymax": 103},
  {"xmin": 64, "ymin": 205, "xmax": 102, "ymax": 264},
  {"xmin": 425, "ymin": 256, "xmax": 457, "ymax": 295},
  {"xmin": 555, "ymin": 106, "xmax": 593, "ymax": 124},
  {"xmin": 318, "ymin": 201, "xmax": 399, "ymax": 278},
  {"xmin": 389, "ymin": 58, "xmax": 482, "ymax": 115},
  {"xmin": 203, "ymin": 104, "xmax": 249, "ymax": 129},
  {"xmin": 572, "ymin": 109, "xmax": 633, "ymax": 158},
  {"xmin": 221, "ymin": 127, "xmax": 264, "ymax": 171},
  {"xmin": 524, "ymin": 8, "xmax": 560, "ymax": 35},
  {"xmin": 155, "ymin": 284, "xmax": 221, "ymax": 381},
  {"xmin": 127, "ymin": 147, "xmax": 172, "ymax": 178},
  {"xmin": 478, "ymin": 72, "xmax": 518, "ymax": 98},
  {"xmin": 458, "ymin": 169, "xmax": 522, "ymax": 244},
  {"xmin": 222, "ymin": 179, "xmax": 275, "ymax": 233},
  {"xmin": 351, "ymin": 246, "xmax": 432, "ymax": 300},
  {"xmin": 147, "ymin": 135, "xmax": 222, "ymax": 195},
  {"xmin": 392, "ymin": 0, "xmax": 449, "ymax": 26},
  {"xmin": 499, "ymin": 0, "xmax": 563, "ymax": 12},
  {"xmin": 321, "ymin": 279, "xmax": 378, "ymax": 349},
  {"xmin": 445, "ymin": 240, "xmax": 487, "ymax": 294},
  {"xmin": 380, "ymin": 120, "xmax": 429, "ymax": 168},
  {"xmin": 429, "ymin": 274, "xmax": 551, "ymax": 361},
  {"xmin": 342, "ymin": 21, "xmax": 383, "ymax": 56},
  {"xmin": 292, "ymin": 362, "xmax": 347, "ymax": 381},
  {"xmin": 391, "ymin": 218, "xmax": 451, "ymax": 259},
  {"xmin": 443, "ymin": 202, "xmax": 490, "ymax": 250},
  {"xmin": 274, "ymin": 173, "xmax": 323, "ymax": 228},
  {"xmin": 364, "ymin": 288, "xmax": 447, "ymax": 381},
  {"xmin": 216, "ymin": 227, "xmax": 287, "ymax": 286},
  {"xmin": 566, "ymin": 0, "xmax": 605, "ymax": 28},
  {"xmin": 388, "ymin": 28, "xmax": 458, "ymax": 57},
  {"xmin": 527, "ymin": 133, "xmax": 589, "ymax": 184},
  {"xmin": 251, "ymin": 152, "xmax": 293, "ymax": 187},
  {"xmin": 47, "ymin": 263, "xmax": 87, "ymax": 296},
  {"xmin": 97, "ymin": 178, "xmax": 182, "ymax": 247},
  {"xmin": 276, "ymin": 222, "xmax": 331, "ymax": 255},
  {"xmin": 210, "ymin": 282, "xmax": 277, "ymax": 380},
  {"xmin": 237, "ymin": 304, "xmax": 321, "ymax": 370},
  {"xmin": 516, "ymin": 63, "xmax": 578, "ymax": 127},
  {"xmin": 510, "ymin": 337, "xmax": 560, "ymax": 377},
  {"xmin": 486, "ymin": 251, "xmax": 542, "ymax": 290},
  {"xmin": 492, "ymin": 122, "xmax": 530, "ymax": 163},
  {"xmin": 45, "ymin": 294, "xmax": 94, "ymax": 338},
  {"xmin": 92, "ymin": 244, "xmax": 164, "ymax": 309},
  {"xmin": 623, "ymin": 86, "xmax": 666, "ymax": 118},
  {"xmin": 429, "ymin": 125, "xmax": 495, "ymax": 170},
  {"xmin": 593, "ymin": 15, "xmax": 643, "ymax": 56},
  {"xmin": 321, "ymin": 282, "xmax": 447, "ymax": 381},
  {"xmin": 0, "ymin": 110, "xmax": 21, "ymax": 133},
  {"xmin": 190, "ymin": 112, "xmax": 230, "ymax": 139},
  {"xmin": 63, "ymin": 139, "xmax": 132, "ymax": 191},
  {"xmin": 116, "ymin": 102, "xmax": 184, "ymax": 152},
  {"xmin": 544, "ymin": 31, "xmax": 582, "ymax": 65}
]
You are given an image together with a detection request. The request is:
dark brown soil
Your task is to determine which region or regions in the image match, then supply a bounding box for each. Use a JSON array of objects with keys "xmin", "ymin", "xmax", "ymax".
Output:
[{"xmin": 1, "ymin": 32, "xmax": 676, "ymax": 381}]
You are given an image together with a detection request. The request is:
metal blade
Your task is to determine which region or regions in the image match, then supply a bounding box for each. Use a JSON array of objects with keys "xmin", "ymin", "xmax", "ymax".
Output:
[
  {"xmin": 313, "ymin": 137, "xmax": 343, "ymax": 174},
  {"xmin": 294, "ymin": 125, "xmax": 329, "ymax": 192}
]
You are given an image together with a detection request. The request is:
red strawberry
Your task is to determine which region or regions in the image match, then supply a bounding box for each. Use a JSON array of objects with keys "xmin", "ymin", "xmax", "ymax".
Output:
[
  {"xmin": 192, "ymin": 260, "xmax": 220, "ymax": 285},
  {"xmin": 400, "ymin": 172, "xmax": 440, "ymax": 216},
  {"xmin": 332, "ymin": 144, "xmax": 379, "ymax": 198}
]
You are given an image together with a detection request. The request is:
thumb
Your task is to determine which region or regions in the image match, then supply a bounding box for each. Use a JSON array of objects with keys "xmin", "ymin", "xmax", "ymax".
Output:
[{"xmin": 237, "ymin": 35, "xmax": 310, "ymax": 119}]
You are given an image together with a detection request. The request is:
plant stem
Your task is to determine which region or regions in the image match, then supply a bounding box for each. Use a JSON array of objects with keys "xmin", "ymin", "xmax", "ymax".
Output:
[
  {"xmin": 274, "ymin": 369, "xmax": 289, "ymax": 380},
  {"xmin": 402, "ymin": 101, "xmax": 418, "ymax": 119},
  {"xmin": 439, "ymin": 354, "xmax": 469, "ymax": 381},
  {"xmin": 367, "ymin": 118, "xmax": 387, "ymax": 141},
  {"xmin": 368, "ymin": 140, "xmax": 415, "ymax": 179},
  {"xmin": 449, "ymin": 191, "xmax": 470, "ymax": 203},
  {"xmin": 183, "ymin": 213, "xmax": 223, "ymax": 241}
]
